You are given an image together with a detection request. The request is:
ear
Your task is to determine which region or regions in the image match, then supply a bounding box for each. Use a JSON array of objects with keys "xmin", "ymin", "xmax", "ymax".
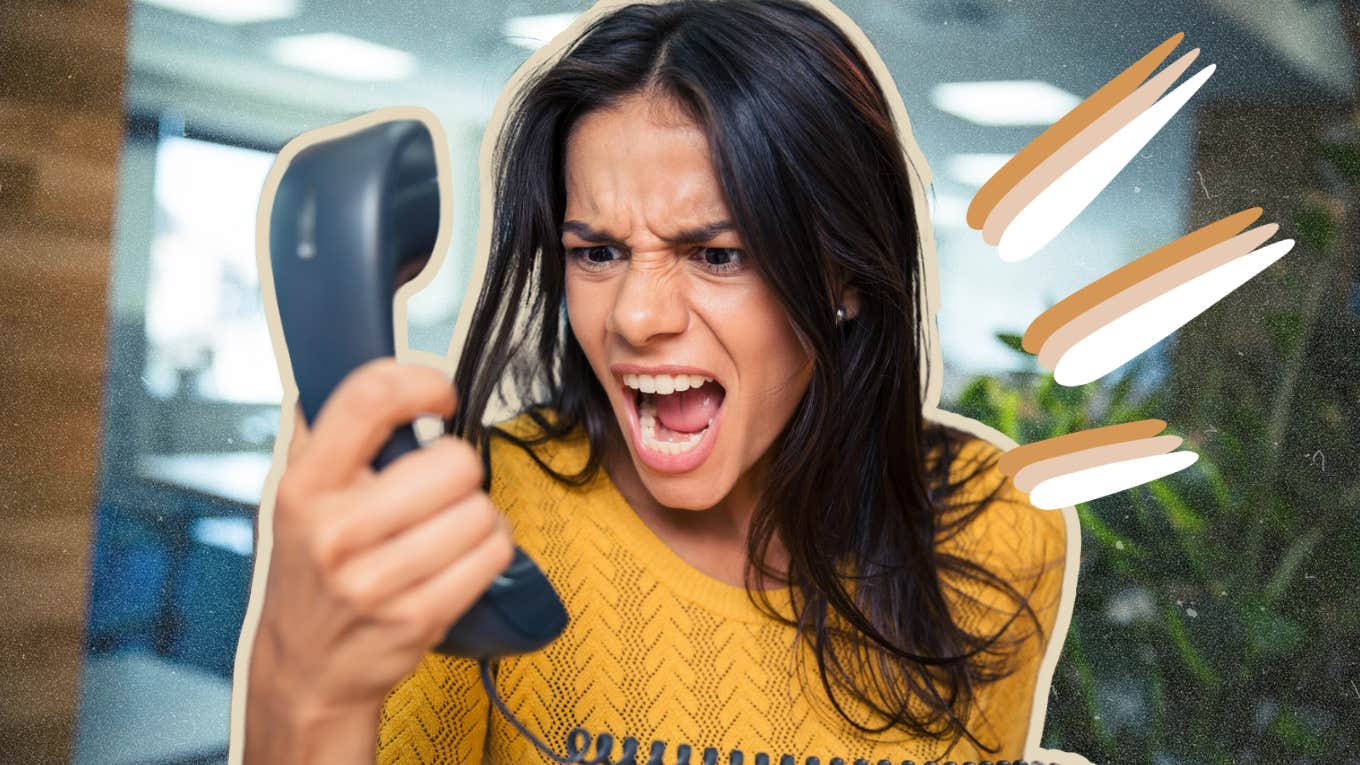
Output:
[{"xmin": 841, "ymin": 284, "xmax": 861, "ymax": 320}]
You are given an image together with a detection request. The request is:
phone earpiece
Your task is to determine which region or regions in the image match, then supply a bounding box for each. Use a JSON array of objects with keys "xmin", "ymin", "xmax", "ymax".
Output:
[
  {"xmin": 267, "ymin": 116, "xmax": 568, "ymax": 659},
  {"xmin": 269, "ymin": 119, "xmax": 435, "ymax": 468}
]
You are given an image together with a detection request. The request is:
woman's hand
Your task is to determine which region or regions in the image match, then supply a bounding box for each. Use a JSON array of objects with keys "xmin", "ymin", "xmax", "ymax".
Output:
[{"xmin": 243, "ymin": 358, "xmax": 515, "ymax": 763}]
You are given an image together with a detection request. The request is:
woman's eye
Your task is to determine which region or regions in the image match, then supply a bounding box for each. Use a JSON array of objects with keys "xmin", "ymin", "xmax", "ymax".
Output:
[
  {"xmin": 696, "ymin": 247, "xmax": 744, "ymax": 273},
  {"xmin": 568, "ymin": 245, "xmax": 621, "ymax": 269}
]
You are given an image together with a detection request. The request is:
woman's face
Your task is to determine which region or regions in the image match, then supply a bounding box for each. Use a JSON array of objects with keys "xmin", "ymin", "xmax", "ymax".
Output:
[{"xmin": 562, "ymin": 93, "xmax": 813, "ymax": 511}]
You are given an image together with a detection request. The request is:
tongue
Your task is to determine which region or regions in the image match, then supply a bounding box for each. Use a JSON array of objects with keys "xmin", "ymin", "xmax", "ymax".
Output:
[{"xmin": 655, "ymin": 380, "xmax": 723, "ymax": 433}]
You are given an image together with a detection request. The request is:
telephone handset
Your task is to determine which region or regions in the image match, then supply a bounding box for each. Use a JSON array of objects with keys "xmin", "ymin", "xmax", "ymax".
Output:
[{"xmin": 265, "ymin": 117, "xmax": 569, "ymax": 660}]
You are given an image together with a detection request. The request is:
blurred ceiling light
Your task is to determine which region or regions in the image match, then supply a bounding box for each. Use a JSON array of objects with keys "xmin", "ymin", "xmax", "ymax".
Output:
[
  {"xmin": 137, "ymin": 0, "xmax": 300, "ymax": 24},
  {"xmin": 269, "ymin": 33, "xmax": 417, "ymax": 82},
  {"xmin": 931, "ymin": 80, "xmax": 1082, "ymax": 126},
  {"xmin": 945, "ymin": 153, "xmax": 1013, "ymax": 187},
  {"xmin": 503, "ymin": 12, "xmax": 580, "ymax": 50}
]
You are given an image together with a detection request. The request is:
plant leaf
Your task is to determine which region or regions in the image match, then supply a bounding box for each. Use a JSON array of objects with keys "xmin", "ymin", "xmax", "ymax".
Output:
[{"xmin": 996, "ymin": 331, "xmax": 1027, "ymax": 354}]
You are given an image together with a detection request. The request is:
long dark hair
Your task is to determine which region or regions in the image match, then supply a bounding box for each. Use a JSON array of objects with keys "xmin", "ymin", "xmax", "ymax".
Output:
[{"xmin": 446, "ymin": 0, "xmax": 1043, "ymax": 754}]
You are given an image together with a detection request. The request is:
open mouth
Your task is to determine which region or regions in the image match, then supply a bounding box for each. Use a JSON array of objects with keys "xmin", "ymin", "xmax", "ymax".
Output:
[{"xmin": 618, "ymin": 372, "xmax": 726, "ymax": 473}]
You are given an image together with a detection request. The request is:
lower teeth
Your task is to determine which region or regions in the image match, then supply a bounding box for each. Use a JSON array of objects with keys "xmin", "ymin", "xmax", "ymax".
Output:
[{"xmin": 638, "ymin": 398, "xmax": 708, "ymax": 455}]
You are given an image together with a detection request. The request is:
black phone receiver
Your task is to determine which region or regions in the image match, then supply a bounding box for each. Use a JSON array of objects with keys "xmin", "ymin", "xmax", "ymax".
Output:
[{"xmin": 266, "ymin": 116, "xmax": 568, "ymax": 659}]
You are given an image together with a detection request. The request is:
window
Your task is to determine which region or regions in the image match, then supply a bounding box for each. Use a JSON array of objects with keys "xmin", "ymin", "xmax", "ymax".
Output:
[{"xmin": 143, "ymin": 136, "xmax": 281, "ymax": 404}]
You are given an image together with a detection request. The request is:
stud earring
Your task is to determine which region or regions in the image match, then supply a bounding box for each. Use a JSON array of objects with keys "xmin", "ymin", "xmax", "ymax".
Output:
[{"xmin": 834, "ymin": 304, "xmax": 848, "ymax": 326}]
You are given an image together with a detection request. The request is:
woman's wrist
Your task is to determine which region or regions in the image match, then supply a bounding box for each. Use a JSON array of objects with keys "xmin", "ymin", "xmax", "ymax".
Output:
[
  {"xmin": 244, "ymin": 681, "xmax": 380, "ymax": 764},
  {"xmin": 245, "ymin": 696, "xmax": 379, "ymax": 764},
  {"xmin": 244, "ymin": 633, "xmax": 381, "ymax": 763}
]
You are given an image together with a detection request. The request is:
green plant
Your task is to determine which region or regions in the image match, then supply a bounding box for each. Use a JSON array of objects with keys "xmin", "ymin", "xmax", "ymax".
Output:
[{"xmin": 950, "ymin": 155, "xmax": 1359, "ymax": 761}]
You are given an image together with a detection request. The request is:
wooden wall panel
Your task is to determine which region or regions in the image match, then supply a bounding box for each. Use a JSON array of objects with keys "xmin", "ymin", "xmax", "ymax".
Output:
[{"xmin": 0, "ymin": 1, "xmax": 129, "ymax": 762}]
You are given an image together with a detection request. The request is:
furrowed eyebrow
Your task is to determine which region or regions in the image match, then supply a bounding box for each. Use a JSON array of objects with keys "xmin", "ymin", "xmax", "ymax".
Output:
[{"xmin": 561, "ymin": 219, "xmax": 737, "ymax": 246}]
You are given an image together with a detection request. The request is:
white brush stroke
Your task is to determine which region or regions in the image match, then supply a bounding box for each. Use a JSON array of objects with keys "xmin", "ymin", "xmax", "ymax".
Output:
[{"xmin": 1029, "ymin": 450, "xmax": 1200, "ymax": 509}]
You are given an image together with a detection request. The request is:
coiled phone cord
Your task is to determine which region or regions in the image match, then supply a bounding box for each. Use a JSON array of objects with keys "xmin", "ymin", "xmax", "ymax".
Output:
[
  {"xmin": 477, "ymin": 659, "xmax": 1054, "ymax": 765},
  {"xmin": 479, "ymin": 658, "xmax": 585, "ymax": 764}
]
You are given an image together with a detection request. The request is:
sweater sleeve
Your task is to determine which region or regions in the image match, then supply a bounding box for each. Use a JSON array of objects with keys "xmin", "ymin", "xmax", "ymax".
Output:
[
  {"xmin": 376, "ymin": 653, "xmax": 491, "ymax": 764},
  {"xmin": 936, "ymin": 437, "xmax": 1069, "ymax": 759}
]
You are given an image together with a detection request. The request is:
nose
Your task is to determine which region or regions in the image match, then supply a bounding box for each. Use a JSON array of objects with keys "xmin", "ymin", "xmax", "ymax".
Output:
[{"xmin": 606, "ymin": 258, "xmax": 688, "ymax": 347}]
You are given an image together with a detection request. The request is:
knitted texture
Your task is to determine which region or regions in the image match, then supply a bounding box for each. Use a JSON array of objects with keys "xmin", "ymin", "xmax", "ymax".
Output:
[{"xmin": 377, "ymin": 412, "xmax": 1066, "ymax": 764}]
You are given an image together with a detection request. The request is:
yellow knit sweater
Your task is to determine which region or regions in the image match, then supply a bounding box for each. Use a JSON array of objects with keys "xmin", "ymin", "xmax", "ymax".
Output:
[{"xmin": 376, "ymin": 411, "xmax": 1066, "ymax": 764}]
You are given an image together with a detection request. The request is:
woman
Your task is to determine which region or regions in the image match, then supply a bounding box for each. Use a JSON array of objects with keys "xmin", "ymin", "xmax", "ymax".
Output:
[{"xmin": 244, "ymin": 1, "xmax": 1067, "ymax": 763}]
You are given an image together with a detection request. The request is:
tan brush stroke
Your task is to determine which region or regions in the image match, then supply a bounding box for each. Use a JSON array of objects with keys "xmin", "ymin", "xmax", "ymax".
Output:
[
  {"xmin": 1020, "ymin": 207, "xmax": 1263, "ymax": 354},
  {"xmin": 997, "ymin": 419, "xmax": 1167, "ymax": 477},
  {"xmin": 981, "ymin": 48, "xmax": 1201, "ymax": 246},
  {"xmin": 1012, "ymin": 434, "xmax": 1184, "ymax": 493},
  {"xmin": 965, "ymin": 32, "xmax": 1184, "ymax": 230},
  {"xmin": 1035, "ymin": 222, "xmax": 1280, "ymax": 369}
]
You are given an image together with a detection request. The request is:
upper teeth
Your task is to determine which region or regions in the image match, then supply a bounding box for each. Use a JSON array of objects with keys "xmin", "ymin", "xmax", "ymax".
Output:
[{"xmin": 623, "ymin": 373, "xmax": 713, "ymax": 395}]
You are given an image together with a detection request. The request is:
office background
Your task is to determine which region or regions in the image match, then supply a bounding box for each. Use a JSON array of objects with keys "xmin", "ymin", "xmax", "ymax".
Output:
[{"xmin": 1, "ymin": 0, "xmax": 1356, "ymax": 763}]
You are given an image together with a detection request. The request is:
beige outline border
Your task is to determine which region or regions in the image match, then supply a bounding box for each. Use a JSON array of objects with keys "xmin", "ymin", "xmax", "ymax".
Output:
[
  {"xmin": 229, "ymin": 2, "xmax": 1084, "ymax": 763},
  {"xmin": 232, "ymin": 104, "xmax": 458, "ymax": 761}
]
